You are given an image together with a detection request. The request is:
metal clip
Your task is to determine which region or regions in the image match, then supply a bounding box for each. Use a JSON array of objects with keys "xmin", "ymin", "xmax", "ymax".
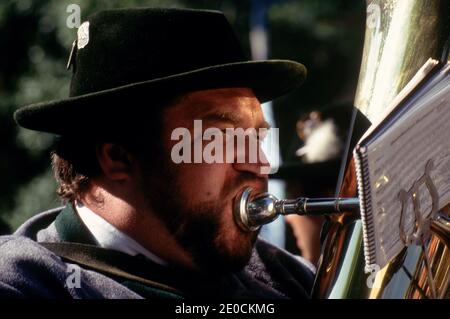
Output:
[
  {"xmin": 66, "ymin": 40, "xmax": 77, "ymax": 70},
  {"xmin": 398, "ymin": 159, "xmax": 439, "ymax": 246}
]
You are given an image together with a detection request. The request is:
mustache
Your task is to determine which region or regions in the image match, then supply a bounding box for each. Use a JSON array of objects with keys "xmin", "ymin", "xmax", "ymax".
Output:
[{"xmin": 221, "ymin": 171, "xmax": 267, "ymax": 199}]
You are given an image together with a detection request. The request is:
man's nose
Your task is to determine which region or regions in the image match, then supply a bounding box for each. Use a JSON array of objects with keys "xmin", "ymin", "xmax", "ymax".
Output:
[{"xmin": 232, "ymin": 143, "xmax": 271, "ymax": 178}]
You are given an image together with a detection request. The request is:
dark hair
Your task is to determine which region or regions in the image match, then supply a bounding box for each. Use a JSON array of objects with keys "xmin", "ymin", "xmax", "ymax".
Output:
[{"xmin": 51, "ymin": 136, "xmax": 101, "ymax": 202}]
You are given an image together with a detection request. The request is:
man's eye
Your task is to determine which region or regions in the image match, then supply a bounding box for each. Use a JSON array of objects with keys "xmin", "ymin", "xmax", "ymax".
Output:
[
  {"xmin": 218, "ymin": 129, "xmax": 269, "ymax": 141},
  {"xmin": 221, "ymin": 128, "xmax": 234, "ymax": 135}
]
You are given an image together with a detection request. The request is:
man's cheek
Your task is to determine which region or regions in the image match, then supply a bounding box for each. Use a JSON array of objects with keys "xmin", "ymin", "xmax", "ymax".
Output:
[
  {"xmin": 176, "ymin": 163, "xmax": 228, "ymax": 199},
  {"xmin": 222, "ymin": 203, "xmax": 247, "ymax": 239}
]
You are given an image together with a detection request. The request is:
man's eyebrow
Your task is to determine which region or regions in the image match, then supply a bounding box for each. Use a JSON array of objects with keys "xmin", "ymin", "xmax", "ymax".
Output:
[{"xmin": 201, "ymin": 111, "xmax": 271, "ymax": 129}]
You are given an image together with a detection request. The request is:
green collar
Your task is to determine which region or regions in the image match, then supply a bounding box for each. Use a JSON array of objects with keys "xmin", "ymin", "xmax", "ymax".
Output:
[{"xmin": 54, "ymin": 203, "xmax": 97, "ymax": 245}]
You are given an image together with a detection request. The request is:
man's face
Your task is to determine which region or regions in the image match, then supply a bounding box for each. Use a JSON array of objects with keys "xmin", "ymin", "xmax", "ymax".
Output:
[{"xmin": 141, "ymin": 88, "xmax": 270, "ymax": 273}]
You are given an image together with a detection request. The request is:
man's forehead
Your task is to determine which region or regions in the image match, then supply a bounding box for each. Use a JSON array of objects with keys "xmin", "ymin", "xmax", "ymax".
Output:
[
  {"xmin": 166, "ymin": 88, "xmax": 265, "ymax": 124},
  {"xmin": 177, "ymin": 88, "xmax": 261, "ymax": 116}
]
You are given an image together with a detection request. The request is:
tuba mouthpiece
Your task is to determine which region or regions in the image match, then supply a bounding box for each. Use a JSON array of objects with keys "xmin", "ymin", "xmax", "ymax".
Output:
[{"xmin": 233, "ymin": 187, "xmax": 360, "ymax": 232}]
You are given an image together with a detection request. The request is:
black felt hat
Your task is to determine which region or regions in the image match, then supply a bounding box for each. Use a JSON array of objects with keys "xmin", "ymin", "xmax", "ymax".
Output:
[{"xmin": 14, "ymin": 8, "xmax": 307, "ymax": 135}]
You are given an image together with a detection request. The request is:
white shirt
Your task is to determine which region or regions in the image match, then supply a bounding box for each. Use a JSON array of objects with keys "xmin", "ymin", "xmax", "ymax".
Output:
[{"xmin": 75, "ymin": 202, "xmax": 167, "ymax": 266}]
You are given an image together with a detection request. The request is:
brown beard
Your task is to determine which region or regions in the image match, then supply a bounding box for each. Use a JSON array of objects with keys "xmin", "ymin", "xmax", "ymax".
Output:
[{"xmin": 141, "ymin": 160, "xmax": 260, "ymax": 274}]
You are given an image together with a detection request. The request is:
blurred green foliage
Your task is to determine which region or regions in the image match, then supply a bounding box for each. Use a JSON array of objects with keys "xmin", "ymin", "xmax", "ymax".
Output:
[{"xmin": 0, "ymin": 0, "xmax": 365, "ymax": 232}]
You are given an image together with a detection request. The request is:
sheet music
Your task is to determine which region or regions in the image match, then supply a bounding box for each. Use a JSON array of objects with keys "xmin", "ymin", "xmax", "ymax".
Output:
[{"xmin": 364, "ymin": 76, "xmax": 450, "ymax": 268}]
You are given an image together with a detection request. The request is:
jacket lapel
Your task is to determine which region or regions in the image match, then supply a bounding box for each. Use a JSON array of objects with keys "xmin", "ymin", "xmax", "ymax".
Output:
[{"xmin": 51, "ymin": 203, "xmax": 185, "ymax": 298}]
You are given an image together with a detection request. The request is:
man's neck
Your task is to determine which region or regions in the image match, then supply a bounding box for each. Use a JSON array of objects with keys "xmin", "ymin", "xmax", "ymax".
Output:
[
  {"xmin": 79, "ymin": 189, "xmax": 196, "ymax": 271},
  {"xmin": 76, "ymin": 202, "xmax": 168, "ymax": 265}
]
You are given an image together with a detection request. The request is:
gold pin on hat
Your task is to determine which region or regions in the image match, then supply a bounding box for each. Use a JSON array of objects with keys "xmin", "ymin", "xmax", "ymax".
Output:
[{"xmin": 67, "ymin": 21, "xmax": 89, "ymax": 70}]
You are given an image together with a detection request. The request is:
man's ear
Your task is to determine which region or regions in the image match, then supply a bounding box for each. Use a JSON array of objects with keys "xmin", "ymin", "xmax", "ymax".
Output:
[{"xmin": 96, "ymin": 143, "xmax": 133, "ymax": 181}]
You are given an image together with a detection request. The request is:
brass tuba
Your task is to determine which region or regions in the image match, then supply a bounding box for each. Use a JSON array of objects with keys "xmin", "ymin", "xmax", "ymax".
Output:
[{"xmin": 312, "ymin": 0, "xmax": 450, "ymax": 298}]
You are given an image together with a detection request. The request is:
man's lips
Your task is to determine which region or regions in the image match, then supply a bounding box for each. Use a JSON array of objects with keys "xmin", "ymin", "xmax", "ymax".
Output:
[
  {"xmin": 235, "ymin": 181, "xmax": 267, "ymax": 198},
  {"xmin": 232, "ymin": 185, "xmax": 266, "ymax": 207},
  {"xmin": 230, "ymin": 184, "xmax": 267, "ymax": 233}
]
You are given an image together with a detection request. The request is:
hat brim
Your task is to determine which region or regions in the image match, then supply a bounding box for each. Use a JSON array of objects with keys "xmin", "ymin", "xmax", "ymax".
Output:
[{"xmin": 14, "ymin": 59, "xmax": 306, "ymax": 135}]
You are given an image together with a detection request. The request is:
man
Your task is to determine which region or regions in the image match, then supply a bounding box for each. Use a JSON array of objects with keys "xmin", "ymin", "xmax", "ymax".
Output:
[{"xmin": 0, "ymin": 7, "xmax": 314, "ymax": 298}]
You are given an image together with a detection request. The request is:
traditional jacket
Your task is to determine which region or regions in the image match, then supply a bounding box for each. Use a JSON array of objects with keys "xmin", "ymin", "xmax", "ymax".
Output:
[{"xmin": 0, "ymin": 204, "xmax": 315, "ymax": 298}]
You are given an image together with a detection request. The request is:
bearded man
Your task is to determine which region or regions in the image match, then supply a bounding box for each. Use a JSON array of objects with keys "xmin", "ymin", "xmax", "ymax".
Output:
[{"xmin": 0, "ymin": 7, "xmax": 314, "ymax": 298}]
